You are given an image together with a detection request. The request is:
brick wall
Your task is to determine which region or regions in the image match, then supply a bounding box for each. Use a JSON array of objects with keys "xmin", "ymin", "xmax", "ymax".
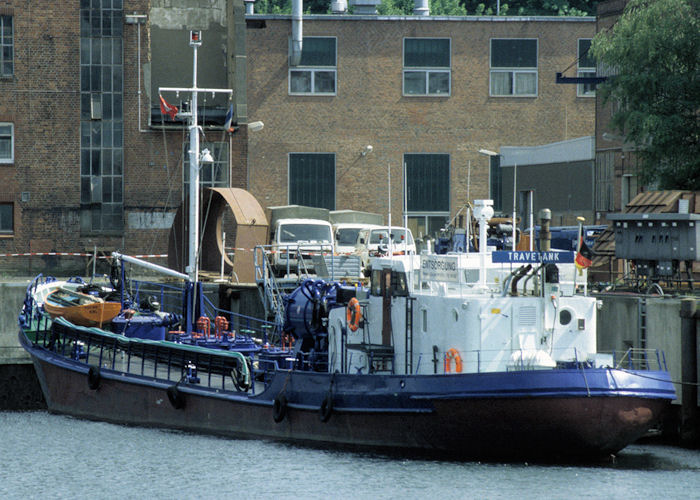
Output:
[{"xmin": 247, "ymin": 17, "xmax": 596, "ymax": 222}]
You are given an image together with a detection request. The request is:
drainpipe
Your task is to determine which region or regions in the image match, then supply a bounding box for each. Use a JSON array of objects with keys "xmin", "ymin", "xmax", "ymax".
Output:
[{"xmin": 290, "ymin": 0, "xmax": 303, "ymax": 66}]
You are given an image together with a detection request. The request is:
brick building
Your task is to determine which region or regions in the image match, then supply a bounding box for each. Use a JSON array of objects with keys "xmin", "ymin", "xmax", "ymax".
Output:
[
  {"xmin": 246, "ymin": 11, "xmax": 596, "ymax": 240},
  {"xmin": 0, "ymin": 0, "xmax": 247, "ymax": 275},
  {"xmin": 0, "ymin": 0, "xmax": 595, "ymax": 274}
]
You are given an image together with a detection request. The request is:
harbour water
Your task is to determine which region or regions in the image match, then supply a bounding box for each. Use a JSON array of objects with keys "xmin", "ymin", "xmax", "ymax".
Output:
[{"xmin": 1, "ymin": 411, "xmax": 699, "ymax": 499}]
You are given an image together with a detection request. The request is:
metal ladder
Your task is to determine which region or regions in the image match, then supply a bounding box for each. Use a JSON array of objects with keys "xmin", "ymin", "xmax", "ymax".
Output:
[
  {"xmin": 405, "ymin": 296, "xmax": 415, "ymax": 374},
  {"xmin": 254, "ymin": 246, "xmax": 286, "ymax": 327}
]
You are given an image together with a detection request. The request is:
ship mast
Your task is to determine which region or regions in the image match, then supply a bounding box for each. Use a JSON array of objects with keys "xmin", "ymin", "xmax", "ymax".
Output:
[{"xmin": 159, "ymin": 31, "xmax": 233, "ymax": 283}]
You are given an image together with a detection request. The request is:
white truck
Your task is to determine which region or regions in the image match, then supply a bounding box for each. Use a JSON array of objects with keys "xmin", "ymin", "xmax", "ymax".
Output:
[
  {"xmin": 267, "ymin": 205, "xmax": 334, "ymax": 277},
  {"xmin": 330, "ymin": 210, "xmax": 384, "ymax": 255}
]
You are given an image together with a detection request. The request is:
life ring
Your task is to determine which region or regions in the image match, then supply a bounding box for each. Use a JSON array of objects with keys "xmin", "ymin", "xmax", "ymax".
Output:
[
  {"xmin": 346, "ymin": 297, "xmax": 362, "ymax": 332},
  {"xmin": 273, "ymin": 394, "xmax": 288, "ymax": 423},
  {"xmin": 87, "ymin": 366, "xmax": 101, "ymax": 390},
  {"xmin": 444, "ymin": 348, "xmax": 463, "ymax": 374},
  {"xmin": 166, "ymin": 385, "xmax": 186, "ymax": 410},
  {"xmin": 319, "ymin": 392, "xmax": 333, "ymax": 423}
]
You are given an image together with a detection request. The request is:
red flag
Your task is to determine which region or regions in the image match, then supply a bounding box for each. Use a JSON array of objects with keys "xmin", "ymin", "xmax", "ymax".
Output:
[
  {"xmin": 575, "ymin": 238, "xmax": 593, "ymax": 269},
  {"xmin": 159, "ymin": 95, "xmax": 178, "ymax": 120}
]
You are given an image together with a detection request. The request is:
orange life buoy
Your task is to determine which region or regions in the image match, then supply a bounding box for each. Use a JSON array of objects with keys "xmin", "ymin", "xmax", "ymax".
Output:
[
  {"xmin": 346, "ymin": 297, "xmax": 362, "ymax": 332},
  {"xmin": 444, "ymin": 348, "xmax": 463, "ymax": 373}
]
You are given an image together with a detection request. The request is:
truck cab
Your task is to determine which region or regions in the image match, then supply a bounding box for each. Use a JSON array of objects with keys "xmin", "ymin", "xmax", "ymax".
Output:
[{"xmin": 269, "ymin": 218, "xmax": 334, "ymax": 277}]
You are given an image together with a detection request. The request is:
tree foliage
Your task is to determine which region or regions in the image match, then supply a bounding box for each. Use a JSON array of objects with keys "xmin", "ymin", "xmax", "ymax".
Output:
[
  {"xmin": 253, "ymin": 0, "xmax": 599, "ymax": 15},
  {"xmin": 590, "ymin": 0, "xmax": 700, "ymax": 190}
]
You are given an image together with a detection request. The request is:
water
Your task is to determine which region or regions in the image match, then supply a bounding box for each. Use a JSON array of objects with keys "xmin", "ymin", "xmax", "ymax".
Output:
[{"xmin": 1, "ymin": 412, "xmax": 699, "ymax": 500}]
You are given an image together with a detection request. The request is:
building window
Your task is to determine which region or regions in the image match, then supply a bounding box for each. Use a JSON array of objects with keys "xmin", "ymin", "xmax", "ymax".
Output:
[
  {"xmin": 403, "ymin": 38, "xmax": 450, "ymax": 96},
  {"xmin": 404, "ymin": 154, "xmax": 450, "ymax": 239},
  {"xmin": 79, "ymin": 1, "xmax": 124, "ymax": 233},
  {"xmin": 289, "ymin": 37, "xmax": 336, "ymax": 95},
  {"xmin": 0, "ymin": 123, "xmax": 13, "ymax": 163},
  {"xmin": 577, "ymin": 39, "xmax": 596, "ymax": 97},
  {"xmin": 184, "ymin": 141, "xmax": 229, "ymax": 189},
  {"xmin": 490, "ymin": 39, "xmax": 538, "ymax": 97},
  {"xmin": 0, "ymin": 202, "xmax": 12, "ymax": 234},
  {"xmin": 0, "ymin": 15, "xmax": 12, "ymax": 77},
  {"xmin": 289, "ymin": 153, "xmax": 335, "ymax": 210}
]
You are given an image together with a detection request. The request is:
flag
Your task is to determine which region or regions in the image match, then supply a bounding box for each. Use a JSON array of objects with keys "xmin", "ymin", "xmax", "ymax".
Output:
[
  {"xmin": 224, "ymin": 104, "xmax": 235, "ymax": 132},
  {"xmin": 159, "ymin": 95, "xmax": 178, "ymax": 120},
  {"xmin": 575, "ymin": 237, "xmax": 593, "ymax": 269}
]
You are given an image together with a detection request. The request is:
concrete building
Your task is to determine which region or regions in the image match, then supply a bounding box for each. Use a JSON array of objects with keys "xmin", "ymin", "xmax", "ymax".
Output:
[{"xmin": 0, "ymin": 0, "xmax": 595, "ymax": 275}]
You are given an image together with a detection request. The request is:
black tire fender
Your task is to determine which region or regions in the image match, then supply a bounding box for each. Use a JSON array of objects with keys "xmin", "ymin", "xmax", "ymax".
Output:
[
  {"xmin": 87, "ymin": 366, "xmax": 101, "ymax": 391},
  {"xmin": 319, "ymin": 392, "xmax": 333, "ymax": 423},
  {"xmin": 272, "ymin": 394, "xmax": 287, "ymax": 423},
  {"xmin": 166, "ymin": 385, "xmax": 186, "ymax": 410}
]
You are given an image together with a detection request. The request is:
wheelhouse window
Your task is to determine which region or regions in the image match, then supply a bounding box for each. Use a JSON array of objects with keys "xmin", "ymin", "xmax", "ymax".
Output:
[
  {"xmin": 403, "ymin": 38, "xmax": 450, "ymax": 96},
  {"xmin": 404, "ymin": 154, "xmax": 450, "ymax": 239},
  {"xmin": 0, "ymin": 202, "xmax": 13, "ymax": 234},
  {"xmin": 0, "ymin": 15, "xmax": 13, "ymax": 77},
  {"xmin": 289, "ymin": 37, "xmax": 336, "ymax": 95},
  {"xmin": 490, "ymin": 39, "xmax": 538, "ymax": 97},
  {"xmin": 288, "ymin": 153, "xmax": 335, "ymax": 210},
  {"xmin": 184, "ymin": 141, "xmax": 229, "ymax": 188},
  {"xmin": 0, "ymin": 123, "xmax": 13, "ymax": 163},
  {"xmin": 577, "ymin": 39, "xmax": 596, "ymax": 97}
]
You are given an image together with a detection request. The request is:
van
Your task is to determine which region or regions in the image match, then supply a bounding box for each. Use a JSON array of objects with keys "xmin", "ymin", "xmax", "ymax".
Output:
[{"xmin": 333, "ymin": 223, "xmax": 382, "ymax": 255}]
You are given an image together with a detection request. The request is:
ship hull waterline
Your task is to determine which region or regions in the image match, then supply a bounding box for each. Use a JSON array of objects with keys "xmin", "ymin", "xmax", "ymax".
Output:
[{"xmin": 24, "ymin": 338, "xmax": 671, "ymax": 460}]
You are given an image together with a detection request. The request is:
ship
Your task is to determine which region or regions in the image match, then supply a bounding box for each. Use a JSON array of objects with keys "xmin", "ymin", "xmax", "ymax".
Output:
[{"xmin": 17, "ymin": 33, "xmax": 675, "ymax": 461}]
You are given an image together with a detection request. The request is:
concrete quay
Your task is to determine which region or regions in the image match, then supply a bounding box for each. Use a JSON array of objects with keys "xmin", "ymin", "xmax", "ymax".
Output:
[{"xmin": 0, "ymin": 280, "xmax": 46, "ymax": 410}]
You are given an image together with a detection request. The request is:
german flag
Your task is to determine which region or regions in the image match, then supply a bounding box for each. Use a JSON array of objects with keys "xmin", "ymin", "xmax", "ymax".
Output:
[{"xmin": 575, "ymin": 238, "xmax": 593, "ymax": 269}]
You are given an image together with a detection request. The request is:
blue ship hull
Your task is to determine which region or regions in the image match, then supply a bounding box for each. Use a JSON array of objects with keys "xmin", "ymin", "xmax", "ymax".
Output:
[{"xmin": 20, "ymin": 330, "xmax": 674, "ymax": 460}]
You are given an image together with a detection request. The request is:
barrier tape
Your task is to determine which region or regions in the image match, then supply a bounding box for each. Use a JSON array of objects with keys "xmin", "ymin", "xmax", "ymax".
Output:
[
  {"xmin": 0, "ymin": 252, "xmax": 167, "ymax": 259},
  {"xmin": 0, "ymin": 248, "xmax": 366, "ymax": 258}
]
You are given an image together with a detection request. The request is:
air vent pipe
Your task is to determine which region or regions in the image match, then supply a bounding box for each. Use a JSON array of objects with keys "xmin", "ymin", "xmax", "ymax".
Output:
[
  {"xmin": 290, "ymin": 0, "xmax": 303, "ymax": 66},
  {"xmin": 414, "ymin": 0, "xmax": 429, "ymax": 15}
]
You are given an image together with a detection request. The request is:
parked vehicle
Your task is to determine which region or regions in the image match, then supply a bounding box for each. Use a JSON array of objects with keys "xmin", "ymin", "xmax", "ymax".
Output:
[
  {"xmin": 355, "ymin": 226, "xmax": 416, "ymax": 271},
  {"xmin": 330, "ymin": 210, "xmax": 384, "ymax": 255},
  {"xmin": 267, "ymin": 206, "xmax": 334, "ymax": 277}
]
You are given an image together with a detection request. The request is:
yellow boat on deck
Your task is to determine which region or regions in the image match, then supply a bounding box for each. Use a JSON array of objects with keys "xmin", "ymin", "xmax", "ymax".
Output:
[{"xmin": 43, "ymin": 287, "xmax": 121, "ymax": 327}]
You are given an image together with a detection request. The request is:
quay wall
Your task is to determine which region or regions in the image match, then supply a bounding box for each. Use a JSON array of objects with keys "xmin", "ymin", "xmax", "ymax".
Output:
[{"xmin": 0, "ymin": 281, "xmax": 45, "ymax": 409}]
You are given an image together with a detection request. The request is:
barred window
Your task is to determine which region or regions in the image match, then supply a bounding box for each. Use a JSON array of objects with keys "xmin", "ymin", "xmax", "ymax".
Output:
[
  {"xmin": 289, "ymin": 153, "xmax": 335, "ymax": 210},
  {"xmin": 0, "ymin": 15, "xmax": 13, "ymax": 77}
]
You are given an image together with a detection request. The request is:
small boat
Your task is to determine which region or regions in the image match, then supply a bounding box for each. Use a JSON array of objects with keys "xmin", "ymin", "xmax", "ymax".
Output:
[{"xmin": 43, "ymin": 286, "xmax": 121, "ymax": 327}]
